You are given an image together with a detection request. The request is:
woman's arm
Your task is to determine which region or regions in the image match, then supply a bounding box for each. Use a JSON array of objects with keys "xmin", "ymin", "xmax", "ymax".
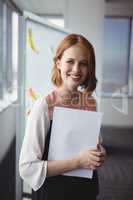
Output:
[
  {"xmin": 47, "ymin": 158, "xmax": 79, "ymax": 177},
  {"xmin": 19, "ymin": 98, "xmax": 50, "ymax": 191},
  {"xmin": 47, "ymin": 148, "xmax": 103, "ymax": 177}
]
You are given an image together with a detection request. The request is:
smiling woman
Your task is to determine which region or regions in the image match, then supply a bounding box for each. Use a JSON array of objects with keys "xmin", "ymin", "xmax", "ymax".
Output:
[{"xmin": 19, "ymin": 33, "xmax": 106, "ymax": 200}]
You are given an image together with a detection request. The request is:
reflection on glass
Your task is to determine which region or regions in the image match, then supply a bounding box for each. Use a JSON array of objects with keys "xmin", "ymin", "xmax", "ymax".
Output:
[
  {"xmin": 129, "ymin": 19, "xmax": 133, "ymax": 95},
  {"xmin": 12, "ymin": 11, "xmax": 18, "ymax": 99},
  {"xmin": 103, "ymin": 18, "xmax": 129, "ymax": 95},
  {"xmin": 48, "ymin": 18, "xmax": 64, "ymax": 27},
  {"xmin": 44, "ymin": 16, "xmax": 64, "ymax": 28},
  {"xmin": 0, "ymin": 3, "xmax": 3, "ymax": 99}
]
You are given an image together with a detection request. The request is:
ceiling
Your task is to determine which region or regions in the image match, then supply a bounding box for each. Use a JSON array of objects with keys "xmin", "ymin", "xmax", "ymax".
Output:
[
  {"xmin": 12, "ymin": 0, "xmax": 133, "ymax": 14},
  {"xmin": 12, "ymin": 0, "xmax": 65, "ymax": 14}
]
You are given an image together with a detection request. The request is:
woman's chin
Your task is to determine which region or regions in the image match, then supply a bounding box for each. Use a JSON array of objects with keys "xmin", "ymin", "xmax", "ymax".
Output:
[{"xmin": 67, "ymin": 83, "xmax": 80, "ymax": 92}]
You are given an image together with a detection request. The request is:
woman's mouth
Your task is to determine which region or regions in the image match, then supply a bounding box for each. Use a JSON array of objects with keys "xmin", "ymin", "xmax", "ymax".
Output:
[{"xmin": 68, "ymin": 74, "xmax": 82, "ymax": 81}]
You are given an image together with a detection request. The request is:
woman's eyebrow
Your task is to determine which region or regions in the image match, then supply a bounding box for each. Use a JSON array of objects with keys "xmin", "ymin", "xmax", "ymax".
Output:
[
  {"xmin": 67, "ymin": 57, "xmax": 74, "ymax": 60},
  {"xmin": 67, "ymin": 58, "xmax": 88, "ymax": 62},
  {"xmin": 79, "ymin": 59, "xmax": 88, "ymax": 63}
]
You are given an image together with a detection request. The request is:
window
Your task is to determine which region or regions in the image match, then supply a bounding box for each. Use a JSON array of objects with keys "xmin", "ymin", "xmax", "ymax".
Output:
[
  {"xmin": 12, "ymin": 11, "xmax": 19, "ymax": 96},
  {"xmin": 129, "ymin": 19, "xmax": 133, "ymax": 95},
  {"xmin": 0, "ymin": 2, "xmax": 19, "ymax": 111},
  {"xmin": 0, "ymin": 2, "xmax": 3, "ymax": 99},
  {"xmin": 102, "ymin": 17, "xmax": 133, "ymax": 97}
]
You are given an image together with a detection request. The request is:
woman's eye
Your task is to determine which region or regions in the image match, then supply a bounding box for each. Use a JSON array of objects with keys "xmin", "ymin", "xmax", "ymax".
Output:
[
  {"xmin": 66, "ymin": 60, "xmax": 74, "ymax": 64},
  {"xmin": 80, "ymin": 62, "xmax": 88, "ymax": 66}
]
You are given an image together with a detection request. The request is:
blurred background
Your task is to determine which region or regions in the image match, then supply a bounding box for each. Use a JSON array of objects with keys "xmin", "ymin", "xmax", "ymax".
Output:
[{"xmin": 0, "ymin": 0, "xmax": 133, "ymax": 200}]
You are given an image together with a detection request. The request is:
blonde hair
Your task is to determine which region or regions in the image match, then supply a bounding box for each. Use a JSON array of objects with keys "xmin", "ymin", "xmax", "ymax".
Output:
[{"xmin": 51, "ymin": 33, "xmax": 97, "ymax": 94}]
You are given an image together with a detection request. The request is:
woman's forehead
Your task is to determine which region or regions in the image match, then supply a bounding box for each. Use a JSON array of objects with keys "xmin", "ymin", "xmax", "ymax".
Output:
[{"xmin": 62, "ymin": 43, "xmax": 90, "ymax": 60}]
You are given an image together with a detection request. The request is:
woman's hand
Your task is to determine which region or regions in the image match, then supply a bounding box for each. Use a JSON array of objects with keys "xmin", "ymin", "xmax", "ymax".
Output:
[
  {"xmin": 75, "ymin": 148, "xmax": 105, "ymax": 170},
  {"xmin": 96, "ymin": 143, "xmax": 106, "ymax": 166}
]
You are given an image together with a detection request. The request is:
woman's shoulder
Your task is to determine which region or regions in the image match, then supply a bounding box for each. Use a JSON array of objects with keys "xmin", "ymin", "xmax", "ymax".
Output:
[
  {"xmin": 28, "ymin": 96, "xmax": 49, "ymax": 118},
  {"xmin": 32, "ymin": 89, "xmax": 57, "ymax": 110},
  {"xmin": 44, "ymin": 90, "xmax": 59, "ymax": 120}
]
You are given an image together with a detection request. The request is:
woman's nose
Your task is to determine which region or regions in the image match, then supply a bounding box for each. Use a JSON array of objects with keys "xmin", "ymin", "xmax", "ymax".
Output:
[{"xmin": 72, "ymin": 63, "xmax": 80, "ymax": 72}]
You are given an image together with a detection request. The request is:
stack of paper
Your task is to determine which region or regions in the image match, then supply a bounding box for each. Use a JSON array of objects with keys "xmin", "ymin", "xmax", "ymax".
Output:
[{"xmin": 48, "ymin": 106, "xmax": 103, "ymax": 178}]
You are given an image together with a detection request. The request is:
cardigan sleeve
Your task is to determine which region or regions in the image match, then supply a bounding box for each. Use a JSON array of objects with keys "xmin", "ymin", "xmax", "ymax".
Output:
[{"xmin": 19, "ymin": 98, "xmax": 50, "ymax": 191}]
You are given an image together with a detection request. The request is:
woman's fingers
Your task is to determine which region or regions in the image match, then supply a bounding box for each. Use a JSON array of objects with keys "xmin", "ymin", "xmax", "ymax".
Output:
[
  {"xmin": 90, "ymin": 150, "xmax": 103, "ymax": 157},
  {"xmin": 89, "ymin": 150, "xmax": 105, "ymax": 167},
  {"xmin": 89, "ymin": 153, "xmax": 101, "ymax": 162},
  {"xmin": 76, "ymin": 147, "xmax": 106, "ymax": 170},
  {"xmin": 84, "ymin": 160, "xmax": 101, "ymax": 170},
  {"xmin": 97, "ymin": 143, "xmax": 106, "ymax": 156}
]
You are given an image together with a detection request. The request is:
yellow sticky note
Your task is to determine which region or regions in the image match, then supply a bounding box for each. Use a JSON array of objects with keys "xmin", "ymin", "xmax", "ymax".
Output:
[
  {"xmin": 27, "ymin": 87, "xmax": 38, "ymax": 101},
  {"xmin": 28, "ymin": 28, "xmax": 39, "ymax": 54},
  {"xmin": 26, "ymin": 88, "xmax": 39, "ymax": 117}
]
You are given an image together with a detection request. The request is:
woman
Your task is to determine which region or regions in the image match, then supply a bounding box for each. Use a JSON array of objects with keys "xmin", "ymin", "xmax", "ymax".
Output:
[{"xmin": 19, "ymin": 33, "xmax": 106, "ymax": 200}]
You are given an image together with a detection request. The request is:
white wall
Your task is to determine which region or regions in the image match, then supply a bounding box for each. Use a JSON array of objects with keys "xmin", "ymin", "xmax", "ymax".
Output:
[{"xmin": 13, "ymin": 0, "xmax": 66, "ymax": 15}]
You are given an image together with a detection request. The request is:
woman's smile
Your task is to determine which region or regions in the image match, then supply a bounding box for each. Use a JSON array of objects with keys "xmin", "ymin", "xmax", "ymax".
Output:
[{"xmin": 68, "ymin": 73, "xmax": 82, "ymax": 82}]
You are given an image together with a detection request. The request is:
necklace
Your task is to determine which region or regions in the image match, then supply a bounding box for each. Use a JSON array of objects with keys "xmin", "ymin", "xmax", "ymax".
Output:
[{"xmin": 56, "ymin": 89, "xmax": 83, "ymax": 107}]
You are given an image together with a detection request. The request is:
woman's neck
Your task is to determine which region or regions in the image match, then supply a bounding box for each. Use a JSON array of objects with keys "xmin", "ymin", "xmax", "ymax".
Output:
[
  {"xmin": 55, "ymin": 86, "xmax": 82, "ymax": 107},
  {"xmin": 57, "ymin": 85, "xmax": 78, "ymax": 94}
]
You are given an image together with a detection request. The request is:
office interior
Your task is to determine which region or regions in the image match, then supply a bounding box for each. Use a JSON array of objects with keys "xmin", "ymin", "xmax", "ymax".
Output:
[{"xmin": 0, "ymin": 0, "xmax": 133, "ymax": 200}]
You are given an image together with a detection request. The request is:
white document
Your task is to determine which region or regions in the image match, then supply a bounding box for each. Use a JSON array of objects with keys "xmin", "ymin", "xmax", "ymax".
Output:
[{"xmin": 48, "ymin": 106, "xmax": 103, "ymax": 179}]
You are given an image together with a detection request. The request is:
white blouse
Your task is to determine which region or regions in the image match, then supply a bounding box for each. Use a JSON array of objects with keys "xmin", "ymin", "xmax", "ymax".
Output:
[
  {"xmin": 19, "ymin": 97, "xmax": 50, "ymax": 191},
  {"xmin": 19, "ymin": 91, "xmax": 98, "ymax": 191}
]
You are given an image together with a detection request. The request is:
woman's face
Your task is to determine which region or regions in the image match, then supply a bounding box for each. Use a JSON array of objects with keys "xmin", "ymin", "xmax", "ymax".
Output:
[{"xmin": 57, "ymin": 43, "xmax": 90, "ymax": 91}]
